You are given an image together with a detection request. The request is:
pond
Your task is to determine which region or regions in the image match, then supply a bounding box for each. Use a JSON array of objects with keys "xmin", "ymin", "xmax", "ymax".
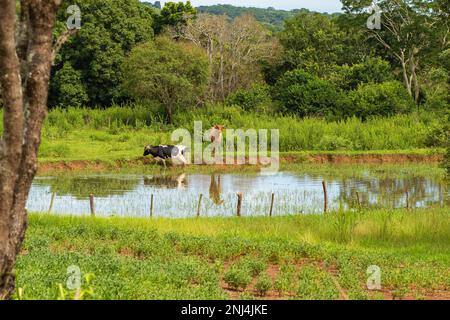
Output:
[{"xmin": 27, "ymin": 167, "xmax": 449, "ymax": 218}]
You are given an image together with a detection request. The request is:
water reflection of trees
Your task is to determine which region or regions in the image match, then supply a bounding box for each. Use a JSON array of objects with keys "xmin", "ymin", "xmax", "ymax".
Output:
[
  {"xmin": 38, "ymin": 176, "xmax": 141, "ymax": 199},
  {"xmin": 34, "ymin": 172, "xmax": 449, "ymax": 210},
  {"xmin": 336, "ymin": 176, "xmax": 448, "ymax": 209}
]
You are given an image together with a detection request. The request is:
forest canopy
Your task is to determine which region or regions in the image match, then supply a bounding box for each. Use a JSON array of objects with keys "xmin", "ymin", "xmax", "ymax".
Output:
[{"xmin": 46, "ymin": 0, "xmax": 448, "ymax": 124}]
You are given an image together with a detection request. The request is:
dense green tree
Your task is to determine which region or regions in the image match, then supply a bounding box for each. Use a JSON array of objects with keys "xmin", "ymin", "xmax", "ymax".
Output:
[
  {"xmin": 329, "ymin": 57, "xmax": 394, "ymax": 90},
  {"xmin": 49, "ymin": 62, "xmax": 88, "ymax": 108},
  {"xmin": 273, "ymin": 69, "xmax": 346, "ymax": 117},
  {"xmin": 279, "ymin": 12, "xmax": 347, "ymax": 77},
  {"xmin": 226, "ymin": 83, "xmax": 272, "ymax": 111},
  {"xmin": 349, "ymin": 81, "xmax": 415, "ymax": 119},
  {"xmin": 341, "ymin": 0, "xmax": 449, "ymax": 103},
  {"xmin": 420, "ymin": 67, "xmax": 449, "ymax": 111},
  {"xmin": 153, "ymin": 1, "xmax": 197, "ymax": 35},
  {"xmin": 122, "ymin": 37, "xmax": 209, "ymax": 123},
  {"xmin": 198, "ymin": 4, "xmax": 298, "ymax": 31},
  {"xmin": 51, "ymin": 0, "xmax": 154, "ymax": 107}
]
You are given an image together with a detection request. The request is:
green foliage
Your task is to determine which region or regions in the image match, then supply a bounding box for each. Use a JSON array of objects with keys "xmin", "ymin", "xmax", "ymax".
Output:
[
  {"xmin": 223, "ymin": 267, "xmax": 252, "ymax": 290},
  {"xmin": 197, "ymin": 4, "xmax": 301, "ymax": 31},
  {"xmin": 255, "ymin": 274, "xmax": 272, "ymax": 296},
  {"xmin": 330, "ymin": 57, "xmax": 394, "ymax": 91},
  {"xmin": 420, "ymin": 67, "xmax": 449, "ymax": 111},
  {"xmin": 316, "ymin": 135, "xmax": 354, "ymax": 151},
  {"xmin": 348, "ymin": 81, "xmax": 415, "ymax": 119},
  {"xmin": 122, "ymin": 37, "xmax": 209, "ymax": 123},
  {"xmin": 445, "ymin": 106, "xmax": 450, "ymax": 176},
  {"xmin": 280, "ymin": 12, "xmax": 346, "ymax": 76},
  {"xmin": 296, "ymin": 266, "xmax": 339, "ymax": 300},
  {"xmin": 16, "ymin": 207, "xmax": 450, "ymax": 299},
  {"xmin": 226, "ymin": 84, "xmax": 272, "ymax": 111},
  {"xmin": 34, "ymin": 106, "xmax": 443, "ymax": 163},
  {"xmin": 51, "ymin": 0, "xmax": 154, "ymax": 107},
  {"xmin": 49, "ymin": 62, "xmax": 88, "ymax": 108},
  {"xmin": 154, "ymin": 1, "xmax": 197, "ymax": 34},
  {"xmin": 273, "ymin": 69, "xmax": 346, "ymax": 117}
]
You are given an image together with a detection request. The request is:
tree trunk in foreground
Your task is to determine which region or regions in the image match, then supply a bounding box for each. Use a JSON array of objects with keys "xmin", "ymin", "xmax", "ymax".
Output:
[{"xmin": 0, "ymin": 0, "xmax": 61, "ymax": 300}]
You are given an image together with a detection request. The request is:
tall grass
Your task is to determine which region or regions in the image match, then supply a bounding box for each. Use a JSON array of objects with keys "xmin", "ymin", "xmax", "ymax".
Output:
[{"xmin": 1, "ymin": 104, "xmax": 442, "ymax": 152}]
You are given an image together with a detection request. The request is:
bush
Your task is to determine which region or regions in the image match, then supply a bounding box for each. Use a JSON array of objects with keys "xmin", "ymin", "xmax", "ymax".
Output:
[
  {"xmin": 348, "ymin": 81, "xmax": 415, "ymax": 119},
  {"xmin": 420, "ymin": 67, "xmax": 449, "ymax": 112},
  {"xmin": 241, "ymin": 258, "xmax": 267, "ymax": 277},
  {"xmin": 223, "ymin": 267, "xmax": 252, "ymax": 291},
  {"xmin": 273, "ymin": 69, "xmax": 347, "ymax": 118},
  {"xmin": 424, "ymin": 122, "xmax": 448, "ymax": 148},
  {"xmin": 330, "ymin": 57, "xmax": 394, "ymax": 91},
  {"xmin": 444, "ymin": 108, "xmax": 450, "ymax": 176},
  {"xmin": 255, "ymin": 274, "xmax": 272, "ymax": 296},
  {"xmin": 316, "ymin": 135, "xmax": 353, "ymax": 151},
  {"xmin": 226, "ymin": 83, "xmax": 272, "ymax": 111},
  {"xmin": 49, "ymin": 62, "xmax": 88, "ymax": 108}
]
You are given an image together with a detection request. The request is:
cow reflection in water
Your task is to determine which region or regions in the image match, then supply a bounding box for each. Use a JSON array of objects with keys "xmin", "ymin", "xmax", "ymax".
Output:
[
  {"xmin": 209, "ymin": 174, "xmax": 224, "ymax": 205},
  {"xmin": 143, "ymin": 173, "xmax": 187, "ymax": 189}
]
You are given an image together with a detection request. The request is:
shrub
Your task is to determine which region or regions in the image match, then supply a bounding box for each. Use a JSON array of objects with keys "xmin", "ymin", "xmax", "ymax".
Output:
[
  {"xmin": 420, "ymin": 67, "xmax": 449, "ymax": 112},
  {"xmin": 255, "ymin": 274, "xmax": 272, "ymax": 296},
  {"xmin": 348, "ymin": 81, "xmax": 415, "ymax": 119},
  {"xmin": 226, "ymin": 84, "xmax": 272, "ymax": 111},
  {"xmin": 330, "ymin": 57, "xmax": 394, "ymax": 91},
  {"xmin": 424, "ymin": 122, "xmax": 448, "ymax": 148},
  {"xmin": 273, "ymin": 69, "xmax": 347, "ymax": 118},
  {"xmin": 274, "ymin": 275, "xmax": 291, "ymax": 295},
  {"xmin": 316, "ymin": 135, "xmax": 353, "ymax": 151},
  {"xmin": 49, "ymin": 62, "xmax": 88, "ymax": 108},
  {"xmin": 242, "ymin": 258, "xmax": 267, "ymax": 277},
  {"xmin": 223, "ymin": 268, "xmax": 252, "ymax": 291},
  {"xmin": 444, "ymin": 109, "xmax": 450, "ymax": 176}
]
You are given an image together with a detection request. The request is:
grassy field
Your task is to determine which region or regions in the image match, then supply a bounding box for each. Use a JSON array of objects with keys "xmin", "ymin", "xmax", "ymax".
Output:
[
  {"xmin": 4, "ymin": 106, "xmax": 439, "ymax": 163},
  {"xmin": 15, "ymin": 207, "xmax": 450, "ymax": 300}
]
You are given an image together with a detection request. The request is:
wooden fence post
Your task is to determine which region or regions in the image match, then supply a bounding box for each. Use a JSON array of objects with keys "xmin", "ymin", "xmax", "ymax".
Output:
[
  {"xmin": 405, "ymin": 189, "xmax": 410, "ymax": 209},
  {"xmin": 89, "ymin": 194, "xmax": 95, "ymax": 217},
  {"xmin": 269, "ymin": 193, "xmax": 275, "ymax": 217},
  {"xmin": 356, "ymin": 191, "xmax": 361, "ymax": 208},
  {"xmin": 322, "ymin": 181, "xmax": 328, "ymax": 214},
  {"xmin": 236, "ymin": 193, "xmax": 243, "ymax": 217},
  {"xmin": 48, "ymin": 192, "xmax": 56, "ymax": 214},
  {"xmin": 150, "ymin": 194, "xmax": 154, "ymax": 218},
  {"xmin": 197, "ymin": 194, "xmax": 203, "ymax": 218}
]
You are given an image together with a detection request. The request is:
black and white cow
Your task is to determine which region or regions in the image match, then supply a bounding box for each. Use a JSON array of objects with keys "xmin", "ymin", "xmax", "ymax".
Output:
[{"xmin": 143, "ymin": 145, "xmax": 188, "ymax": 167}]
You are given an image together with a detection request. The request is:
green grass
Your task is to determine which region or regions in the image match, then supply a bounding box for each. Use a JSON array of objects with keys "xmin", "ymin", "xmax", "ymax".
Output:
[
  {"xmin": 15, "ymin": 207, "xmax": 450, "ymax": 300},
  {"xmin": 9, "ymin": 105, "xmax": 439, "ymax": 164}
]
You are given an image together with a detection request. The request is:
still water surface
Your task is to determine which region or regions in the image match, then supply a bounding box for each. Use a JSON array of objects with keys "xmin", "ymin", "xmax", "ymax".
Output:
[{"xmin": 27, "ymin": 169, "xmax": 449, "ymax": 217}]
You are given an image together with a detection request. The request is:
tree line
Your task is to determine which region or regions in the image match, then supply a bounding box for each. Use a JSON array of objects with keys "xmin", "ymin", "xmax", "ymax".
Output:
[{"xmin": 43, "ymin": 0, "xmax": 449, "ymax": 125}]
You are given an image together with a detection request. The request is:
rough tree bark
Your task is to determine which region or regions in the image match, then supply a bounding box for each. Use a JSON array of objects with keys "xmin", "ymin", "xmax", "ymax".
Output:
[{"xmin": 0, "ymin": 0, "xmax": 61, "ymax": 300}]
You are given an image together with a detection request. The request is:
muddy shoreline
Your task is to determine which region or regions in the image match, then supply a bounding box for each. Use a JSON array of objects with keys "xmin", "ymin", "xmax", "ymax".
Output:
[{"xmin": 38, "ymin": 153, "xmax": 444, "ymax": 173}]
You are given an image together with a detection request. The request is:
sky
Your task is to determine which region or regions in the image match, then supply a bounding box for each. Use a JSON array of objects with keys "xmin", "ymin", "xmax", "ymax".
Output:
[{"xmin": 157, "ymin": 1, "xmax": 343, "ymax": 13}]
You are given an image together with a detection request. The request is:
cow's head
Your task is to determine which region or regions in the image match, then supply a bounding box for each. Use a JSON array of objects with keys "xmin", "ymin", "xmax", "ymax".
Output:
[
  {"xmin": 214, "ymin": 125, "xmax": 225, "ymax": 132},
  {"xmin": 143, "ymin": 145, "xmax": 154, "ymax": 157}
]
